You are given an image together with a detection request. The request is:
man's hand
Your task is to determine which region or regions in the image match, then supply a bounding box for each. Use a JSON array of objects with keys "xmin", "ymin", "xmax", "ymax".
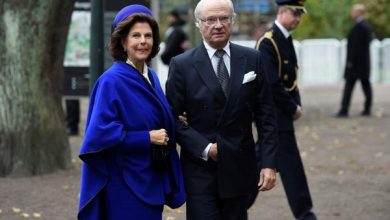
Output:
[
  {"xmin": 208, "ymin": 143, "xmax": 218, "ymax": 161},
  {"xmin": 179, "ymin": 112, "xmax": 188, "ymax": 126},
  {"xmin": 293, "ymin": 105, "xmax": 302, "ymax": 121},
  {"xmin": 258, "ymin": 168, "xmax": 276, "ymax": 191}
]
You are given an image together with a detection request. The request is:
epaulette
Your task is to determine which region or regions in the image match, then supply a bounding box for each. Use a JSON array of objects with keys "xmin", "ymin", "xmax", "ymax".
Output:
[
  {"xmin": 255, "ymin": 30, "xmax": 282, "ymax": 79},
  {"xmin": 255, "ymin": 30, "xmax": 274, "ymax": 50},
  {"xmin": 264, "ymin": 30, "xmax": 273, "ymax": 39}
]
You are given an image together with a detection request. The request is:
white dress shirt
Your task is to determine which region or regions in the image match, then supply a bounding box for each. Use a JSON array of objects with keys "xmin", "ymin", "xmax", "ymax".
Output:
[
  {"xmin": 275, "ymin": 20, "xmax": 291, "ymax": 39},
  {"xmin": 203, "ymin": 41, "xmax": 231, "ymax": 76}
]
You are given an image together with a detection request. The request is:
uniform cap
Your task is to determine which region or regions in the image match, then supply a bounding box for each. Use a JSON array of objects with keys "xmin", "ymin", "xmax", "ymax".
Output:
[{"xmin": 276, "ymin": 0, "xmax": 307, "ymax": 13}]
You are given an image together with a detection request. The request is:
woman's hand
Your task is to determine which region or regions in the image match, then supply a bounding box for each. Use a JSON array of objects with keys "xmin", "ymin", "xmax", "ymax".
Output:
[{"xmin": 150, "ymin": 129, "xmax": 169, "ymax": 146}]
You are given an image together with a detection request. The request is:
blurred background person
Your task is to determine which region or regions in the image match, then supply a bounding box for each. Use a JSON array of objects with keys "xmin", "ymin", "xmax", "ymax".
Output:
[
  {"xmin": 78, "ymin": 5, "xmax": 185, "ymax": 220},
  {"xmin": 161, "ymin": 9, "xmax": 190, "ymax": 65},
  {"xmin": 336, "ymin": 3, "xmax": 375, "ymax": 117},
  {"xmin": 65, "ymin": 99, "xmax": 80, "ymax": 135},
  {"xmin": 255, "ymin": 0, "xmax": 317, "ymax": 219}
]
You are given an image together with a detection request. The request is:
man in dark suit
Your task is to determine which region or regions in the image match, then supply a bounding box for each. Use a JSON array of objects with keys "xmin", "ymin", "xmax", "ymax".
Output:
[
  {"xmin": 166, "ymin": 0, "xmax": 278, "ymax": 219},
  {"xmin": 255, "ymin": 1, "xmax": 316, "ymax": 219},
  {"xmin": 161, "ymin": 9, "xmax": 189, "ymax": 65},
  {"xmin": 337, "ymin": 3, "xmax": 374, "ymax": 117}
]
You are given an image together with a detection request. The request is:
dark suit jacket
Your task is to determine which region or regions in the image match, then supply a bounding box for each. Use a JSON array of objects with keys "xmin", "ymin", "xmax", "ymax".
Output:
[
  {"xmin": 161, "ymin": 25, "xmax": 188, "ymax": 65},
  {"xmin": 166, "ymin": 42, "xmax": 277, "ymax": 198},
  {"xmin": 345, "ymin": 19, "xmax": 374, "ymax": 80},
  {"xmin": 256, "ymin": 23, "xmax": 301, "ymax": 131}
]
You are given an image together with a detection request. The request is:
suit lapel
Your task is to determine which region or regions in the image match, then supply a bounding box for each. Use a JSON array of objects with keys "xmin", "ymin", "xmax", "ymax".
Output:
[
  {"xmin": 273, "ymin": 25, "xmax": 297, "ymax": 63},
  {"xmin": 194, "ymin": 44, "xmax": 226, "ymax": 104},
  {"xmin": 227, "ymin": 43, "xmax": 246, "ymax": 103}
]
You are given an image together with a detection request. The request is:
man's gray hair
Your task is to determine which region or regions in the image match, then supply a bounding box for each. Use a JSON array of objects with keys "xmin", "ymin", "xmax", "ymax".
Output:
[{"xmin": 194, "ymin": 0, "xmax": 236, "ymax": 28}]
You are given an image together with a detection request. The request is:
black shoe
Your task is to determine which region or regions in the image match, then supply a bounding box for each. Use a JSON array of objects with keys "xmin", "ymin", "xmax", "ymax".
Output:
[
  {"xmin": 336, "ymin": 111, "xmax": 348, "ymax": 118},
  {"xmin": 361, "ymin": 111, "xmax": 371, "ymax": 117}
]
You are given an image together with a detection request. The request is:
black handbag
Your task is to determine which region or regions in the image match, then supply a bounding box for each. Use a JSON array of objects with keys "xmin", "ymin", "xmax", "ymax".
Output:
[{"xmin": 151, "ymin": 145, "xmax": 171, "ymax": 172}]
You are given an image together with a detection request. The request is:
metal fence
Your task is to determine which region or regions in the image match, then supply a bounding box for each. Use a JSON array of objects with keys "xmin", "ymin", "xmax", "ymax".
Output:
[{"xmin": 153, "ymin": 38, "xmax": 390, "ymax": 88}]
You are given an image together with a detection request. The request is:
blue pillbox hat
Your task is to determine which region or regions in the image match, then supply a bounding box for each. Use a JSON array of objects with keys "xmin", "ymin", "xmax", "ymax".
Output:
[{"xmin": 112, "ymin": 4, "xmax": 153, "ymax": 29}]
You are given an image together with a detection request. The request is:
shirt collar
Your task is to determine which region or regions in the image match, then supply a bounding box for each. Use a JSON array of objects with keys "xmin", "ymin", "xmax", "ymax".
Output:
[
  {"xmin": 356, "ymin": 16, "xmax": 364, "ymax": 23},
  {"xmin": 203, "ymin": 41, "xmax": 231, "ymax": 59},
  {"xmin": 126, "ymin": 59, "xmax": 148, "ymax": 76},
  {"xmin": 275, "ymin": 20, "xmax": 291, "ymax": 39}
]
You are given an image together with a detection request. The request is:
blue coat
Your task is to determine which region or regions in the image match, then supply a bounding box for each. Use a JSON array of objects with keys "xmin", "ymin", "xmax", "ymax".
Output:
[{"xmin": 78, "ymin": 62, "xmax": 185, "ymax": 219}]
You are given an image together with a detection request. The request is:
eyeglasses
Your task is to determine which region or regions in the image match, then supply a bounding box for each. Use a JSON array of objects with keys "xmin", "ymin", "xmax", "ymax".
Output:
[{"xmin": 199, "ymin": 16, "xmax": 232, "ymax": 26}]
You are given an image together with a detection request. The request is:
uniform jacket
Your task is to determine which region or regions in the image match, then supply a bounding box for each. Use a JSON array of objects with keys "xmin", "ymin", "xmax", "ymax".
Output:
[
  {"xmin": 78, "ymin": 62, "xmax": 185, "ymax": 219},
  {"xmin": 166, "ymin": 42, "xmax": 277, "ymax": 198},
  {"xmin": 345, "ymin": 19, "xmax": 374, "ymax": 80},
  {"xmin": 256, "ymin": 23, "xmax": 301, "ymax": 131}
]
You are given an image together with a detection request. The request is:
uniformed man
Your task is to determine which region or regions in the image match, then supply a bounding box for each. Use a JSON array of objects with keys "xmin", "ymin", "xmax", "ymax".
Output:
[{"xmin": 255, "ymin": 0, "xmax": 317, "ymax": 219}]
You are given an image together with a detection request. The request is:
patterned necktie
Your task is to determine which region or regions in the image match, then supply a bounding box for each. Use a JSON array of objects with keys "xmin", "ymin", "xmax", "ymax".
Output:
[{"xmin": 215, "ymin": 49, "xmax": 230, "ymax": 96}]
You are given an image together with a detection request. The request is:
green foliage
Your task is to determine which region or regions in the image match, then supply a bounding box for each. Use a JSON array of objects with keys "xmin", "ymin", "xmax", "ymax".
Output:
[
  {"xmin": 294, "ymin": 0, "xmax": 390, "ymax": 40},
  {"xmin": 158, "ymin": 0, "xmax": 390, "ymax": 40},
  {"xmin": 365, "ymin": 0, "xmax": 390, "ymax": 39}
]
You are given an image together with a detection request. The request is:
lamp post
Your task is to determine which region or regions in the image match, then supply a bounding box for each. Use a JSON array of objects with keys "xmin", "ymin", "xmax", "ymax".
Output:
[{"xmin": 89, "ymin": 0, "xmax": 104, "ymax": 94}]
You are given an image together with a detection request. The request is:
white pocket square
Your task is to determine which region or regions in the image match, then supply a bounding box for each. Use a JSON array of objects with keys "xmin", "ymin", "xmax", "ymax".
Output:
[{"xmin": 242, "ymin": 71, "xmax": 257, "ymax": 84}]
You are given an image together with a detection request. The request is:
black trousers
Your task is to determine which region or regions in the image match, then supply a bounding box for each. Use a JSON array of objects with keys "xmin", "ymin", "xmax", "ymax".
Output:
[
  {"xmin": 186, "ymin": 193, "xmax": 249, "ymax": 220},
  {"xmin": 278, "ymin": 132, "xmax": 316, "ymax": 220},
  {"xmin": 65, "ymin": 99, "xmax": 80, "ymax": 133},
  {"xmin": 340, "ymin": 77, "xmax": 372, "ymax": 114}
]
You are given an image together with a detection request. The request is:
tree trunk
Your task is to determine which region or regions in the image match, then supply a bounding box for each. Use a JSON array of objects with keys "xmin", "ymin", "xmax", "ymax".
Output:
[{"xmin": 0, "ymin": 0, "xmax": 75, "ymax": 176}]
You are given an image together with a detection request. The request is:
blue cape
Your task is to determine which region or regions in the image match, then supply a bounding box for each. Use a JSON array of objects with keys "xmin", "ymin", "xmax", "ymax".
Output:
[{"xmin": 78, "ymin": 62, "xmax": 185, "ymax": 219}]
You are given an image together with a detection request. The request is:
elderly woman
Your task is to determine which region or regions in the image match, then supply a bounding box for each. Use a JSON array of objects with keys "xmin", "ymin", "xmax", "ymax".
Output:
[{"xmin": 77, "ymin": 5, "xmax": 185, "ymax": 220}]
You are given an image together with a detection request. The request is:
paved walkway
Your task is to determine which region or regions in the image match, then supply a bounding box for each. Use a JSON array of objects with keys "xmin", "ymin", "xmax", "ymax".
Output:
[{"xmin": 0, "ymin": 83, "xmax": 389, "ymax": 220}]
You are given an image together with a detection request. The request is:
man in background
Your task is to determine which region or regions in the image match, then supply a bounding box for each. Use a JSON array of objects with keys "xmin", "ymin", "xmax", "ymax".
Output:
[
  {"xmin": 336, "ymin": 3, "xmax": 375, "ymax": 117},
  {"xmin": 255, "ymin": 0, "xmax": 316, "ymax": 219},
  {"xmin": 161, "ymin": 9, "xmax": 190, "ymax": 65},
  {"xmin": 66, "ymin": 99, "xmax": 79, "ymax": 135}
]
